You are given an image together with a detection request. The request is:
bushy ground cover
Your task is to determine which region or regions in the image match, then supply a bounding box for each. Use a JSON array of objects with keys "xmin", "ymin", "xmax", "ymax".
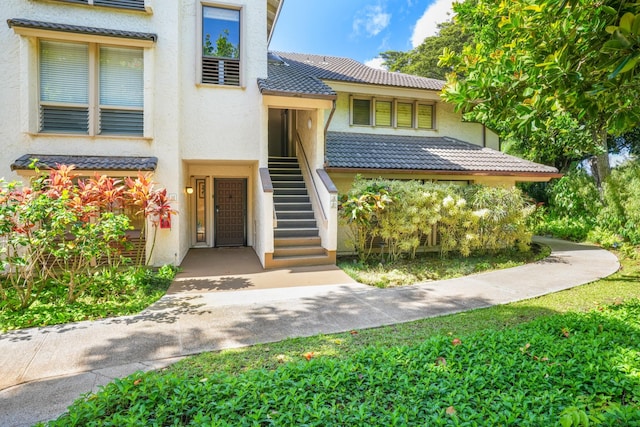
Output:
[
  {"xmin": 338, "ymin": 243, "xmax": 550, "ymax": 287},
  {"xmin": 42, "ymin": 252, "xmax": 640, "ymax": 426},
  {"xmin": 0, "ymin": 265, "xmax": 175, "ymax": 331}
]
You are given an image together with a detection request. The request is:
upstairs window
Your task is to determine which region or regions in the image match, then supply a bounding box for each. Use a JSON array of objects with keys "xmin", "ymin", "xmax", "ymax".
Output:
[
  {"xmin": 39, "ymin": 40, "xmax": 144, "ymax": 136},
  {"xmin": 202, "ymin": 6, "xmax": 241, "ymax": 86},
  {"xmin": 351, "ymin": 96, "xmax": 435, "ymax": 130},
  {"xmin": 50, "ymin": 0, "xmax": 146, "ymax": 12}
]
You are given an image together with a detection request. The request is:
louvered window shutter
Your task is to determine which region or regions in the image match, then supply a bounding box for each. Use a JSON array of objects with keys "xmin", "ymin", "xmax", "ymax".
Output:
[
  {"xmin": 375, "ymin": 101, "xmax": 392, "ymax": 127},
  {"xmin": 99, "ymin": 46, "xmax": 144, "ymax": 135},
  {"xmin": 397, "ymin": 102, "xmax": 413, "ymax": 128},
  {"xmin": 418, "ymin": 104, "xmax": 433, "ymax": 129},
  {"xmin": 39, "ymin": 41, "xmax": 89, "ymax": 133}
]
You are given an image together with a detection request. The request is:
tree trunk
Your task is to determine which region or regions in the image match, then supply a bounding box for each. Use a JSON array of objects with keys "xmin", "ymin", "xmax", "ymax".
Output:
[{"xmin": 590, "ymin": 129, "xmax": 610, "ymax": 190}]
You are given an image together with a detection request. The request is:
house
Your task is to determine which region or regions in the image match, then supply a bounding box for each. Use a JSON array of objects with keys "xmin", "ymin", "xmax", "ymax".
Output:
[{"xmin": 1, "ymin": 0, "xmax": 559, "ymax": 268}]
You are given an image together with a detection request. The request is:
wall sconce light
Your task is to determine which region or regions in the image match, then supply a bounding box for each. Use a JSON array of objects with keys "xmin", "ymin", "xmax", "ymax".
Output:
[
  {"xmin": 307, "ymin": 117, "xmax": 313, "ymax": 129},
  {"xmin": 185, "ymin": 186, "xmax": 194, "ymax": 195}
]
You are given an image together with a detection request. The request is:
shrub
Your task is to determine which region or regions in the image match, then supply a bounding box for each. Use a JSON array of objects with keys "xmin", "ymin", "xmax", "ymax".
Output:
[
  {"xmin": 599, "ymin": 162, "xmax": 640, "ymax": 244},
  {"xmin": 0, "ymin": 164, "xmax": 175, "ymax": 310},
  {"xmin": 339, "ymin": 179, "xmax": 533, "ymax": 261}
]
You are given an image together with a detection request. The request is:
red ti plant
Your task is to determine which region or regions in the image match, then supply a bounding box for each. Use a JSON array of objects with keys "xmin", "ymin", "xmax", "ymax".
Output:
[{"xmin": 125, "ymin": 173, "xmax": 176, "ymax": 265}]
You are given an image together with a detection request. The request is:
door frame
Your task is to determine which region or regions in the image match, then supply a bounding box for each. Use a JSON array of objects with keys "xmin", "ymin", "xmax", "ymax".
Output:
[{"xmin": 213, "ymin": 177, "xmax": 247, "ymax": 247}]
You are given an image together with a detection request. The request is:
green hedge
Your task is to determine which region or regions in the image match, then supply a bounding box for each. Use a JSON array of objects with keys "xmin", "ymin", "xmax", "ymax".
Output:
[{"xmin": 339, "ymin": 177, "xmax": 533, "ymax": 262}]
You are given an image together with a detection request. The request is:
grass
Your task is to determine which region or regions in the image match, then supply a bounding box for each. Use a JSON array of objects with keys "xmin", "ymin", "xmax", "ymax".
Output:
[
  {"xmin": 338, "ymin": 243, "xmax": 551, "ymax": 287},
  {"xmin": 42, "ymin": 250, "xmax": 640, "ymax": 426},
  {"xmin": 0, "ymin": 265, "xmax": 176, "ymax": 332}
]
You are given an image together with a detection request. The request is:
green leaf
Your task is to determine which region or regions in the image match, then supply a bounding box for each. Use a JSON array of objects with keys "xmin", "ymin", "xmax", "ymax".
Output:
[{"xmin": 619, "ymin": 12, "xmax": 635, "ymax": 34}]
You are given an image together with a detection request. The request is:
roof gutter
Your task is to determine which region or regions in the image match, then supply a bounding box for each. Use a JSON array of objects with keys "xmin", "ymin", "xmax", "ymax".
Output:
[
  {"xmin": 267, "ymin": 0, "xmax": 285, "ymax": 46},
  {"xmin": 325, "ymin": 167, "xmax": 563, "ymax": 179}
]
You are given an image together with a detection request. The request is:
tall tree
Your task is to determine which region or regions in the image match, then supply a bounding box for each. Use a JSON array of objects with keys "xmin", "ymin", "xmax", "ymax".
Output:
[
  {"xmin": 440, "ymin": 0, "xmax": 640, "ymax": 187},
  {"xmin": 381, "ymin": 20, "xmax": 472, "ymax": 80}
]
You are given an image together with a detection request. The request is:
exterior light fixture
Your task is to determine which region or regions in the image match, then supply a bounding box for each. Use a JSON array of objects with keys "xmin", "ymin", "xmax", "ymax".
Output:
[{"xmin": 186, "ymin": 186, "xmax": 194, "ymax": 194}]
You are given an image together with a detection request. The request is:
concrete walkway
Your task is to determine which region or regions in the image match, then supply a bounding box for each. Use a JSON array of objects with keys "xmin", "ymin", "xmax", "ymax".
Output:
[{"xmin": 0, "ymin": 237, "xmax": 620, "ymax": 426}]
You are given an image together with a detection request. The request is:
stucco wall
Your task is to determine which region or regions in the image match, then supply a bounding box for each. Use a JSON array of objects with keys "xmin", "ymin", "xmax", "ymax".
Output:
[
  {"xmin": 0, "ymin": 0, "xmax": 270, "ymax": 266},
  {"xmin": 326, "ymin": 87, "xmax": 499, "ymax": 149}
]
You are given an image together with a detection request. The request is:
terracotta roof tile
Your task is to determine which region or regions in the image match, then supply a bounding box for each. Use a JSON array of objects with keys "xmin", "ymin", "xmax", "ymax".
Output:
[
  {"xmin": 258, "ymin": 53, "xmax": 336, "ymax": 99},
  {"xmin": 274, "ymin": 52, "xmax": 444, "ymax": 91},
  {"xmin": 7, "ymin": 18, "xmax": 157, "ymax": 42},
  {"xmin": 11, "ymin": 154, "xmax": 158, "ymax": 171},
  {"xmin": 326, "ymin": 132, "xmax": 559, "ymax": 175}
]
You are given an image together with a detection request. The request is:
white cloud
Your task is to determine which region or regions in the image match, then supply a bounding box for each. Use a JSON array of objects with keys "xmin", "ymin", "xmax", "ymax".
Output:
[
  {"xmin": 411, "ymin": 0, "xmax": 455, "ymax": 47},
  {"xmin": 353, "ymin": 4, "xmax": 392, "ymax": 37},
  {"xmin": 365, "ymin": 57, "xmax": 387, "ymax": 70}
]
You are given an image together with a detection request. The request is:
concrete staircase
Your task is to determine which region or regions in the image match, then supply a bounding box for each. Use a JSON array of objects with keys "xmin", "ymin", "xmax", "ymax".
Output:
[{"xmin": 268, "ymin": 157, "xmax": 333, "ymax": 268}]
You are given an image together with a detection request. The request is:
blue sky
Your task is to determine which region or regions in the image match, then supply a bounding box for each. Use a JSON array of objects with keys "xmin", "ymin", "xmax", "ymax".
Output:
[{"xmin": 269, "ymin": 0, "xmax": 455, "ymax": 69}]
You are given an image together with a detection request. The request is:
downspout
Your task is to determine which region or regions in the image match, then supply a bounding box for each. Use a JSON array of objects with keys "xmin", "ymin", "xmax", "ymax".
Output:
[
  {"xmin": 323, "ymin": 99, "xmax": 337, "ymax": 166},
  {"xmin": 482, "ymin": 124, "xmax": 486, "ymax": 148}
]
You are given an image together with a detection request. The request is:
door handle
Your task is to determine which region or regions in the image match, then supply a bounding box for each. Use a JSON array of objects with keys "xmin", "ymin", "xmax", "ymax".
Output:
[{"xmin": 215, "ymin": 205, "xmax": 219, "ymax": 213}]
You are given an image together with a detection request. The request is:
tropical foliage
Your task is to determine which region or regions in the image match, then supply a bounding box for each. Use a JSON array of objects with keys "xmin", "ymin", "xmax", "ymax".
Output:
[
  {"xmin": 339, "ymin": 178, "xmax": 533, "ymax": 262},
  {"xmin": 0, "ymin": 164, "xmax": 175, "ymax": 311},
  {"xmin": 439, "ymin": 0, "xmax": 640, "ymax": 186}
]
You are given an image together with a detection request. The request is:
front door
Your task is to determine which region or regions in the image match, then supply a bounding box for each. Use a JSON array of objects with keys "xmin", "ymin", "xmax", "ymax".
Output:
[{"xmin": 214, "ymin": 178, "xmax": 247, "ymax": 247}]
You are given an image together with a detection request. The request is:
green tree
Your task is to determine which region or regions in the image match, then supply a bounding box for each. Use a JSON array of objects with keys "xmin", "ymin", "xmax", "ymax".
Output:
[
  {"xmin": 203, "ymin": 29, "xmax": 239, "ymax": 59},
  {"xmin": 381, "ymin": 20, "xmax": 471, "ymax": 80},
  {"xmin": 440, "ymin": 0, "xmax": 640, "ymax": 187}
]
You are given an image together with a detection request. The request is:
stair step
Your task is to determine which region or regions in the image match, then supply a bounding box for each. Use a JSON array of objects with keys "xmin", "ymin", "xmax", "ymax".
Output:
[
  {"xmin": 269, "ymin": 156, "xmax": 298, "ymax": 162},
  {"xmin": 268, "ymin": 168, "xmax": 302, "ymax": 174},
  {"xmin": 272, "ymin": 181, "xmax": 306, "ymax": 189},
  {"xmin": 273, "ymin": 188, "xmax": 308, "ymax": 196},
  {"xmin": 270, "ymin": 174, "xmax": 304, "ymax": 181},
  {"xmin": 277, "ymin": 218, "xmax": 317, "ymax": 228},
  {"xmin": 269, "ymin": 253, "xmax": 334, "ymax": 268},
  {"xmin": 274, "ymin": 227, "xmax": 319, "ymax": 238},
  {"xmin": 273, "ymin": 245, "xmax": 326, "ymax": 257},
  {"xmin": 274, "ymin": 195, "xmax": 310, "ymax": 203},
  {"xmin": 275, "ymin": 236, "xmax": 321, "ymax": 247},
  {"xmin": 274, "ymin": 202, "xmax": 313, "ymax": 211},
  {"xmin": 276, "ymin": 211, "xmax": 315, "ymax": 220}
]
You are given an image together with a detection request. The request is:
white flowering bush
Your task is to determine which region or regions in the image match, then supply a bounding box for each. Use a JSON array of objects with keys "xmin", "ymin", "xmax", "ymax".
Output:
[{"xmin": 339, "ymin": 179, "xmax": 533, "ymax": 262}]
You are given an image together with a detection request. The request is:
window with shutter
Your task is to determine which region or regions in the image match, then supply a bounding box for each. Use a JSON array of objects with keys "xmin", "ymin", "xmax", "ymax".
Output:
[
  {"xmin": 99, "ymin": 46, "xmax": 144, "ymax": 135},
  {"xmin": 352, "ymin": 99, "xmax": 371, "ymax": 125},
  {"xmin": 418, "ymin": 104, "xmax": 434, "ymax": 129},
  {"xmin": 39, "ymin": 40, "xmax": 144, "ymax": 136},
  {"xmin": 375, "ymin": 100, "xmax": 392, "ymax": 127},
  {"xmin": 202, "ymin": 6, "xmax": 241, "ymax": 86},
  {"xmin": 40, "ymin": 41, "xmax": 89, "ymax": 134},
  {"xmin": 51, "ymin": 0, "xmax": 146, "ymax": 11},
  {"xmin": 397, "ymin": 102, "xmax": 413, "ymax": 128}
]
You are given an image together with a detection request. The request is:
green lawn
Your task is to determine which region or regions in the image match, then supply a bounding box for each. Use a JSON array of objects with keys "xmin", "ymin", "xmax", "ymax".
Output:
[
  {"xmin": 42, "ymin": 251, "xmax": 640, "ymax": 426},
  {"xmin": 338, "ymin": 243, "xmax": 550, "ymax": 287}
]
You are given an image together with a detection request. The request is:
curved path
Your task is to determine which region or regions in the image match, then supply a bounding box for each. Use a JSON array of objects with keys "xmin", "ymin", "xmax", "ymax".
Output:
[{"xmin": 0, "ymin": 237, "xmax": 620, "ymax": 426}]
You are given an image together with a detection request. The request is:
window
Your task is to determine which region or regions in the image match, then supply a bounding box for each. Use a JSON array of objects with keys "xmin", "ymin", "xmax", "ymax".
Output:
[
  {"xmin": 396, "ymin": 102, "xmax": 413, "ymax": 128},
  {"xmin": 375, "ymin": 100, "xmax": 392, "ymax": 127},
  {"xmin": 351, "ymin": 96, "xmax": 435, "ymax": 129},
  {"xmin": 417, "ymin": 104, "xmax": 434, "ymax": 129},
  {"xmin": 39, "ymin": 40, "xmax": 143, "ymax": 136},
  {"xmin": 50, "ymin": 0, "xmax": 146, "ymax": 11},
  {"xmin": 202, "ymin": 6, "xmax": 241, "ymax": 86},
  {"xmin": 352, "ymin": 99, "xmax": 371, "ymax": 125}
]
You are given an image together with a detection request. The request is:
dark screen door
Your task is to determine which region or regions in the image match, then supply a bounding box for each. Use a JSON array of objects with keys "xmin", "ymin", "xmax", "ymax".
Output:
[{"xmin": 214, "ymin": 178, "xmax": 247, "ymax": 247}]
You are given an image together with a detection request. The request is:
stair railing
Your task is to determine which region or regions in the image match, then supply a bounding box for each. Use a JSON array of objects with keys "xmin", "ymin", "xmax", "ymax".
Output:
[{"xmin": 296, "ymin": 133, "xmax": 328, "ymax": 223}]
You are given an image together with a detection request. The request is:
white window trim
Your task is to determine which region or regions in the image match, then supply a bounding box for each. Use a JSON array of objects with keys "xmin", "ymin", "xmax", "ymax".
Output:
[{"xmin": 197, "ymin": 2, "xmax": 245, "ymax": 88}]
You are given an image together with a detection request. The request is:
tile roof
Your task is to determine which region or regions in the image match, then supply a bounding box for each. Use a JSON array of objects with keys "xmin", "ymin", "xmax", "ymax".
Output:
[
  {"xmin": 273, "ymin": 52, "xmax": 444, "ymax": 91},
  {"xmin": 7, "ymin": 18, "xmax": 158, "ymax": 42},
  {"xmin": 258, "ymin": 53, "xmax": 336, "ymax": 99},
  {"xmin": 11, "ymin": 154, "xmax": 158, "ymax": 172},
  {"xmin": 326, "ymin": 132, "xmax": 560, "ymax": 175}
]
